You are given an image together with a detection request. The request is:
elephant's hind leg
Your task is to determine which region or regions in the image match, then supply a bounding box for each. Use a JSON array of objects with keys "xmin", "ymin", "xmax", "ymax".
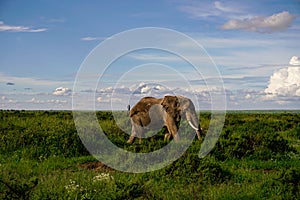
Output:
[
  {"xmin": 127, "ymin": 124, "xmax": 139, "ymax": 144},
  {"xmin": 127, "ymin": 135, "xmax": 135, "ymax": 144},
  {"xmin": 127, "ymin": 124, "xmax": 144, "ymax": 144}
]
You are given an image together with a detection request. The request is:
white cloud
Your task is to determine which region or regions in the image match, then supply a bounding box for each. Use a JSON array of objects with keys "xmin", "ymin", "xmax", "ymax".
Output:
[
  {"xmin": 81, "ymin": 37, "xmax": 100, "ymax": 41},
  {"xmin": 81, "ymin": 36, "xmax": 110, "ymax": 41},
  {"xmin": 214, "ymin": 1, "xmax": 236, "ymax": 13},
  {"xmin": 27, "ymin": 97, "xmax": 44, "ymax": 103},
  {"xmin": 97, "ymin": 96, "xmax": 110, "ymax": 103},
  {"xmin": 178, "ymin": 4, "xmax": 217, "ymax": 18},
  {"xmin": 178, "ymin": 1, "xmax": 243, "ymax": 18},
  {"xmin": 129, "ymin": 53, "xmax": 182, "ymax": 62},
  {"xmin": 8, "ymin": 99, "xmax": 18, "ymax": 103},
  {"xmin": 0, "ymin": 21, "xmax": 47, "ymax": 32},
  {"xmin": 245, "ymin": 93, "xmax": 252, "ymax": 99},
  {"xmin": 130, "ymin": 83, "xmax": 173, "ymax": 96},
  {"xmin": 53, "ymin": 87, "xmax": 72, "ymax": 96},
  {"xmin": 289, "ymin": 56, "xmax": 300, "ymax": 66},
  {"xmin": 47, "ymin": 99, "xmax": 67, "ymax": 104},
  {"xmin": 96, "ymin": 96, "xmax": 123, "ymax": 105},
  {"xmin": 97, "ymin": 87, "xmax": 113, "ymax": 93},
  {"xmin": 265, "ymin": 66, "xmax": 300, "ymax": 97},
  {"xmin": 221, "ymin": 11, "xmax": 296, "ymax": 33},
  {"xmin": 26, "ymin": 98, "xmax": 67, "ymax": 104}
]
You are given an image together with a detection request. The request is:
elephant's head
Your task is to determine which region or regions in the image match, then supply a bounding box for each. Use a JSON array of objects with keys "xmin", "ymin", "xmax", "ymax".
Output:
[
  {"xmin": 161, "ymin": 96, "xmax": 203, "ymax": 140},
  {"xmin": 161, "ymin": 96, "xmax": 181, "ymax": 124}
]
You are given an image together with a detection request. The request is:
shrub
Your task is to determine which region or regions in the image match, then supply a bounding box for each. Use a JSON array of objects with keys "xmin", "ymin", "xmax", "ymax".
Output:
[
  {"xmin": 287, "ymin": 124, "xmax": 300, "ymax": 139},
  {"xmin": 262, "ymin": 167, "xmax": 300, "ymax": 199},
  {"xmin": 0, "ymin": 162, "xmax": 38, "ymax": 200},
  {"xmin": 161, "ymin": 154, "xmax": 231, "ymax": 184},
  {"xmin": 198, "ymin": 156, "xmax": 231, "ymax": 184},
  {"xmin": 213, "ymin": 120, "xmax": 295, "ymax": 160},
  {"xmin": 96, "ymin": 111, "xmax": 113, "ymax": 120},
  {"xmin": 0, "ymin": 176, "xmax": 38, "ymax": 200},
  {"xmin": 0, "ymin": 111, "xmax": 89, "ymax": 159}
]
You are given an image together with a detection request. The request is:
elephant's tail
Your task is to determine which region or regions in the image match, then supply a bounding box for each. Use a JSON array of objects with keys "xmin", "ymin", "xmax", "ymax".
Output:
[{"xmin": 127, "ymin": 104, "xmax": 131, "ymax": 116}]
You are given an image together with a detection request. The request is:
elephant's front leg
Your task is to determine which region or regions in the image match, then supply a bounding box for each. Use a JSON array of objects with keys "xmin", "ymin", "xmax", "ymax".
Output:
[
  {"xmin": 196, "ymin": 127, "xmax": 203, "ymax": 140},
  {"xmin": 137, "ymin": 129, "xmax": 144, "ymax": 144},
  {"xmin": 162, "ymin": 126, "xmax": 171, "ymax": 141},
  {"xmin": 166, "ymin": 120, "xmax": 180, "ymax": 141}
]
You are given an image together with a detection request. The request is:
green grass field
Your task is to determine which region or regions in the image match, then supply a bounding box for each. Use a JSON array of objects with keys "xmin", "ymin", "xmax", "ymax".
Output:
[{"xmin": 1, "ymin": 110, "xmax": 300, "ymax": 199}]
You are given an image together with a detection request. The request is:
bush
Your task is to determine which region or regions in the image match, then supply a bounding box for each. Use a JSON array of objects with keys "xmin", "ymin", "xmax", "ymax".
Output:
[
  {"xmin": 198, "ymin": 156, "xmax": 231, "ymax": 184},
  {"xmin": 0, "ymin": 111, "xmax": 89, "ymax": 159},
  {"xmin": 288, "ymin": 124, "xmax": 300, "ymax": 139},
  {"xmin": 0, "ymin": 176, "xmax": 38, "ymax": 200},
  {"xmin": 161, "ymin": 154, "xmax": 231, "ymax": 184},
  {"xmin": 115, "ymin": 180, "xmax": 144, "ymax": 199},
  {"xmin": 0, "ymin": 162, "xmax": 38, "ymax": 200},
  {"xmin": 262, "ymin": 167, "xmax": 300, "ymax": 199},
  {"xmin": 213, "ymin": 120, "xmax": 295, "ymax": 160}
]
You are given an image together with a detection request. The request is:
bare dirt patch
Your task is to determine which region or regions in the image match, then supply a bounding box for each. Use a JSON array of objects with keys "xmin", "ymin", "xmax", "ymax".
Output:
[{"xmin": 78, "ymin": 161, "xmax": 114, "ymax": 172}]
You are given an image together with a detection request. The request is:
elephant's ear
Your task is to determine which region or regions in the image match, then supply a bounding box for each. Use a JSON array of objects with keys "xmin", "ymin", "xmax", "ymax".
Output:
[{"xmin": 161, "ymin": 96, "xmax": 181, "ymax": 122}]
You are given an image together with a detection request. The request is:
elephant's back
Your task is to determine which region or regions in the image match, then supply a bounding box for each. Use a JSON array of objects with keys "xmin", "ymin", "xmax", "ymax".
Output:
[{"xmin": 130, "ymin": 97, "xmax": 162, "ymax": 117}]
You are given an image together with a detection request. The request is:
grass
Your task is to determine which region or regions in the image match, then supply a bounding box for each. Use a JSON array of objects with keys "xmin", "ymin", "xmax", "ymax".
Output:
[{"xmin": 0, "ymin": 110, "xmax": 300, "ymax": 199}]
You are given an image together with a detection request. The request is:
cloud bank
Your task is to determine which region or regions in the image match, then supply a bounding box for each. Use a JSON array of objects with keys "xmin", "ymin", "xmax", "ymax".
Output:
[
  {"xmin": 265, "ymin": 57, "xmax": 300, "ymax": 98},
  {"xmin": 221, "ymin": 11, "xmax": 296, "ymax": 33}
]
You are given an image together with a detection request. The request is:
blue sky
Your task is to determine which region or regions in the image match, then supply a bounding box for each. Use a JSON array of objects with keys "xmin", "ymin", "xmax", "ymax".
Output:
[{"xmin": 0, "ymin": 0, "xmax": 300, "ymax": 110}]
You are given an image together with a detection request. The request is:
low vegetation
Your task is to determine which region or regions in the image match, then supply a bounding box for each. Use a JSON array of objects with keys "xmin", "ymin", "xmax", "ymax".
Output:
[{"xmin": 1, "ymin": 110, "xmax": 300, "ymax": 199}]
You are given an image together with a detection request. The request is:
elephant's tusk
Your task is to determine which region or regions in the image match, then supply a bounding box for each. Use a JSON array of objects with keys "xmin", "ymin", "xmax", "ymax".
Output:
[{"xmin": 188, "ymin": 120, "xmax": 199, "ymax": 131}]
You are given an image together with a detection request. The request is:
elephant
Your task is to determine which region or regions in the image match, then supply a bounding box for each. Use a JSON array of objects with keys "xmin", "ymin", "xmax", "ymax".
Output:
[{"xmin": 127, "ymin": 95, "xmax": 203, "ymax": 144}]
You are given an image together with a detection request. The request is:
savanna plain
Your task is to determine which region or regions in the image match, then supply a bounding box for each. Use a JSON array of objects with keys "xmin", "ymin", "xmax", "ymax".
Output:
[{"xmin": 1, "ymin": 110, "xmax": 300, "ymax": 199}]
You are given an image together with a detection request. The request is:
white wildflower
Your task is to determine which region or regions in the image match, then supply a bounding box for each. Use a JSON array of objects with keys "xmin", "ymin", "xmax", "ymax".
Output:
[
  {"xmin": 64, "ymin": 179, "xmax": 81, "ymax": 193},
  {"xmin": 92, "ymin": 173, "xmax": 114, "ymax": 182}
]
